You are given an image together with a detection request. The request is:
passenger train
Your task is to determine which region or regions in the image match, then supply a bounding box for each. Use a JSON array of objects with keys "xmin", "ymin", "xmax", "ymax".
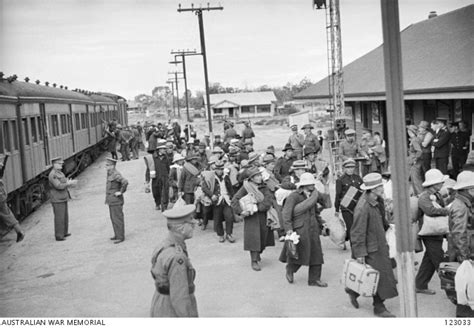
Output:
[{"xmin": 0, "ymin": 73, "xmax": 128, "ymax": 225}]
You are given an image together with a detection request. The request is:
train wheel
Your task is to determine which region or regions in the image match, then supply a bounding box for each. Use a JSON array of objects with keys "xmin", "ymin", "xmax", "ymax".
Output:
[{"xmin": 27, "ymin": 183, "xmax": 45, "ymax": 210}]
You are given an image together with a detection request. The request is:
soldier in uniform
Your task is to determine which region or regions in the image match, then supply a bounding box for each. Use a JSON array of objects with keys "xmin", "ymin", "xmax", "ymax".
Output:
[
  {"xmin": 150, "ymin": 204, "xmax": 198, "ymax": 317},
  {"xmin": 432, "ymin": 117, "xmax": 451, "ymax": 174},
  {"xmin": 302, "ymin": 124, "xmax": 321, "ymax": 155},
  {"xmin": 0, "ymin": 157, "xmax": 25, "ymax": 242},
  {"xmin": 105, "ymin": 158, "xmax": 128, "ymax": 244},
  {"xmin": 338, "ymin": 129, "xmax": 362, "ymax": 174},
  {"xmin": 241, "ymin": 121, "xmax": 255, "ymax": 144},
  {"xmin": 450, "ymin": 121, "xmax": 470, "ymax": 178},
  {"xmin": 48, "ymin": 157, "xmax": 77, "ymax": 241},
  {"xmin": 288, "ymin": 124, "xmax": 305, "ymax": 160},
  {"xmin": 148, "ymin": 141, "xmax": 171, "ymax": 211},
  {"xmin": 179, "ymin": 155, "xmax": 201, "ymax": 205},
  {"xmin": 334, "ymin": 158, "xmax": 363, "ymax": 249}
]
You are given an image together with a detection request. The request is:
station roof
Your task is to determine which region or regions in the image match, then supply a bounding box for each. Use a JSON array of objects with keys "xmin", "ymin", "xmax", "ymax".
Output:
[
  {"xmin": 206, "ymin": 91, "xmax": 277, "ymax": 107},
  {"xmin": 295, "ymin": 4, "xmax": 474, "ymax": 101}
]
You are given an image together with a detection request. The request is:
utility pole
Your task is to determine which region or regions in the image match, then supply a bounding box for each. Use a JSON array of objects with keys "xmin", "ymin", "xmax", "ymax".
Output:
[
  {"xmin": 168, "ymin": 71, "xmax": 183, "ymax": 119},
  {"xmin": 166, "ymin": 80, "xmax": 176, "ymax": 117},
  {"xmin": 170, "ymin": 49, "xmax": 199, "ymax": 123},
  {"xmin": 178, "ymin": 3, "xmax": 223, "ymax": 144},
  {"xmin": 381, "ymin": 0, "xmax": 417, "ymax": 317}
]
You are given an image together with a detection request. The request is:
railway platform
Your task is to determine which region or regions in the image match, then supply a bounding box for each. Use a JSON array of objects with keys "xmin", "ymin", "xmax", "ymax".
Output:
[{"xmin": 0, "ymin": 151, "xmax": 456, "ymax": 317}]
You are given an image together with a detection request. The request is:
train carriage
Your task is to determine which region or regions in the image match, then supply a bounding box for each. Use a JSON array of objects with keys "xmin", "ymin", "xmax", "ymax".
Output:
[{"xmin": 0, "ymin": 75, "xmax": 127, "ymax": 224}]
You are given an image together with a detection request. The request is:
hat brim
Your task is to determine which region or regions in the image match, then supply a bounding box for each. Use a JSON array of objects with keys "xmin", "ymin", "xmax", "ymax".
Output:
[
  {"xmin": 296, "ymin": 181, "xmax": 316, "ymax": 188},
  {"xmin": 421, "ymin": 175, "xmax": 449, "ymax": 187},
  {"xmin": 360, "ymin": 182, "xmax": 384, "ymax": 190},
  {"xmin": 452, "ymin": 183, "xmax": 474, "ymax": 190}
]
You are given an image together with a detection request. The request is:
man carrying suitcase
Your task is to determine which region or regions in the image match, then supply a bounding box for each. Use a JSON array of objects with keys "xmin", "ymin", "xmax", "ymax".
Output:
[{"xmin": 346, "ymin": 173, "xmax": 398, "ymax": 317}]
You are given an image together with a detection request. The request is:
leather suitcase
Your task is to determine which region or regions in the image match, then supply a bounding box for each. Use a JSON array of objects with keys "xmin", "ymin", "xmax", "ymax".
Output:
[
  {"xmin": 439, "ymin": 262, "xmax": 460, "ymax": 305},
  {"xmin": 342, "ymin": 259, "xmax": 380, "ymax": 297}
]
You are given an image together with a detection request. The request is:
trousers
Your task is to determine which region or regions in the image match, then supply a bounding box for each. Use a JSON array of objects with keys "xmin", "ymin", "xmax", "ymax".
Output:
[
  {"xmin": 152, "ymin": 178, "xmax": 169, "ymax": 209},
  {"xmin": 213, "ymin": 202, "xmax": 234, "ymax": 236},
  {"xmin": 435, "ymin": 157, "xmax": 448, "ymax": 175},
  {"xmin": 202, "ymin": 205, "xmax": 213, "ymax": 227},
  {"xmin": 52, "ymin": 202, "xmax": 69, "ymax": 239},
  {"xmin": 109, "ymin": 204, "xmax": 124, "ymax": 240},
  {"xmin": 341, "ymin": 210, "xmax": 354, "ymax": 242},
  {"xmin": 286, "ymin": 263, "xmax": 322, "ymax": 283},
  {"xmin": 415, "ymin": 237, "xmax": 444, "ymax": 289}
]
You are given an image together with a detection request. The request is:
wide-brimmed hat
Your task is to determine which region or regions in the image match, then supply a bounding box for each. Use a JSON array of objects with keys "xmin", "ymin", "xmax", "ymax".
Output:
[
  {"xmin": 230, "ymin": 138, "xmax": 240, "ymax": 144},
  {"xmin": 244, "ymin": 139, "xmax": 253, "ymax": 146},
  {"xmin": 248, "ymin": 152, "xmax": 260, "ymax": 163},
  {"xmin": 266, "ymin": 145, "xmax": 275, "ymax": 154},
  {"xmin": 422, "ymin": 169, "xmax": 449, "ymax": 187},
  {"xmin": 185, "ymin": 154, "xmax": 200, "ymax": 161},
  {"xmin": 212, "ymin": 146, "xmax": 224, "ymax": 153},
  {"xmin": 246, "ymin": 167, "xmax": 261, "ymax": 179},
  {"xmin": 290, "ymin": 160, "xmax": 309, "ymax": 172},
  {"xmin": 214, "ymin": 160, "xmax": 225, "ymax": 169},
  {"xmin": 453, "ymin": 171, "xmax": 474, "ymax": 190},
  {"xmin": 172, "ymin": 153, "xmax": 185, "ymax": 163},
  {"xmin": 304, "ymin": 146, "xmax": 317, "ymax": 157},
  {"xmin": 199, "ymin": 142, "xmax": 207, "ymax": 149},
  {"xmin": 187, "ymin": 138, "xmax": 195, "ymax": 144},
  {"xmin": 282, "ymin": 143, "xmax": 294, "ymax": 152},
  {"xmin": 228, "ymin": 146, "xmax": 240, "ymax": 156},
  {"xmin": 342, "ymin": 158, "xmax": 356, "ymax": 168},
  {"xmin": 262, "ymin": 154, "xmax": 275, "ymax": 164},
  {"xmin": 301, "ymin": 124, "xmax": 313, "ymax": 130},
  {"xmin": 296, "ymin": 172, "xmax": 317, "ymax": 188},
  {"xmin": 407, "ymin": 125, "xmax": 418, "ymax": 134},
  {"xmin": 240, "ymin": 160, "xmax": 251, "ymax": 169},
  {"xmin": 344, "ymin": 129, "xmax": 356, "ymax": 136},
  {"xmin": 360, "ymin": 173, "xmax": 384, "ymax": 190},
  {"xmin": 418, "ymin": 121, "xmax": 430, "ymax": 129},
  {"xmin": 156, "ymin": 141, "xmax": 167, "ymax": 149}
]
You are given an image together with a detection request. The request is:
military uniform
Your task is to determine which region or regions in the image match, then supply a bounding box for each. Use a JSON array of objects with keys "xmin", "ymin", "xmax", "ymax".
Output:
[
  {"xmin": 105, "ymin": 166, "xmax": 128, "ymax": 242},
  {"xmin": 303, "ymin": 132, "xmax": 321, "ymax": 154},
  {"xmin": 48, "ymin": 166, "xmax": 70, "ymax": 240},
  {"xmin": 288, "ymin": 133, "xmax": 305, "ymax": 160},
  {"xmin": 334, "ymin": 172, "xmax": 363, "ymax": 241},
  {"xmin": 450, "ymin": 130, "xmax": 470, "ymax": 177}
]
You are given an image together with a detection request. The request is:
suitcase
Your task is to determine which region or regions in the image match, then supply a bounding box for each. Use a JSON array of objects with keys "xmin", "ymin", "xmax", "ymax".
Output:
[
  {"xmin": 439, "ymin": 262, "xmax": 460, "ymax": 305},
  {"xmin": 342, "ymin": 259, "xmax": 379, "ymax": 297}
]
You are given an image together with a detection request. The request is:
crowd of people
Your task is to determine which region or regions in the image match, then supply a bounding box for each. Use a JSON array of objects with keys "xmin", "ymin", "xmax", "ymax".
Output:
[{"xmin": 1, "ymin": 115, "xmax": 473, "ymax": 318}]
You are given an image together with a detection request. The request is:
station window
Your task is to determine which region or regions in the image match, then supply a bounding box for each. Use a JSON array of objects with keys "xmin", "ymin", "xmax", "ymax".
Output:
[
  {"xmin": 11, "ymin": 120, "xmax": 19, "ymax": 150},
  {"xmin": 22, "ymin": 118, "xmax": 30, "ymax": 146},
  {"xmin": 60, "ymin": 114, "xmax": 67, "ymax": 135},
  {"xmin": 30, "ymin": 117, "xmax": 38, "ymax": 143},
  {"xmin": 75, "ymin": 113, "xmax": 80, "ymax": 131}
]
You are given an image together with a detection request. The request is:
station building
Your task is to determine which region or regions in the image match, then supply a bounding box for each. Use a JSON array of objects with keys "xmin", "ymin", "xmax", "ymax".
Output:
[{"xmin": 295, "ymin": 5, "xmax": 473, "ymax": 148}]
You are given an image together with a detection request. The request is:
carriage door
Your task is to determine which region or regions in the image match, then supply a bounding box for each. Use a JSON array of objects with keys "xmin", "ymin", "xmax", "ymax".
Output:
[
  {"xmin": 68, "ymin": 104, "xmax": 76, "ymax": 153},
  {"xmin": 39, "ymin": 103, "xmax": 50, "ymax": 165}
]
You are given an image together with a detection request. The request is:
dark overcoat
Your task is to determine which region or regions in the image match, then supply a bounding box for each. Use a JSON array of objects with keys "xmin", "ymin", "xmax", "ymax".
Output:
[
  {"xmin": 231, "ymin": 183, "xmax": 275, "ymax": 252},
  {"xmin": 279, "ymin": 189, "xmax": 331, "ymax": 265},
  {"xmin": 351, "ymin": 193, "xmax": 398, "ymax": 300}
]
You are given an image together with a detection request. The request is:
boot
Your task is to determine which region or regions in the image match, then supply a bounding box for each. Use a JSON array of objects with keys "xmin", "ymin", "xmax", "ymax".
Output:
[{"xmin": 251, "ymin": 261, "xmax": 261, "ymax": 271}]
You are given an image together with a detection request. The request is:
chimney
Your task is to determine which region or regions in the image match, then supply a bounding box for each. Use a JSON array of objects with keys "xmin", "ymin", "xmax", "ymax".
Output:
[{"xmin": 428, "ymin": 11, "xmax": 437, "ymax": 19}]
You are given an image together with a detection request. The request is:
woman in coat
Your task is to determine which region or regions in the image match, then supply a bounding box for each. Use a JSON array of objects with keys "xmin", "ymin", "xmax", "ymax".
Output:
[
  {"xmin": 231, "ymin": 167, "xmax": 274, "ymax": 271},
  {"xmin": 347, "ymin": 173, "xmax": 398, "ymax": 318},
  {"xmin": 279, "ymin": 173, "xmax": 331, "ymax": 286}
]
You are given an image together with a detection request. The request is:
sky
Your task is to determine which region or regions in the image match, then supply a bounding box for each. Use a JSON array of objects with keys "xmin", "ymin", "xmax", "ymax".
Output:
[{"xmin": 0, "ymin": 0, "xmax": 471, "ymax": 100}]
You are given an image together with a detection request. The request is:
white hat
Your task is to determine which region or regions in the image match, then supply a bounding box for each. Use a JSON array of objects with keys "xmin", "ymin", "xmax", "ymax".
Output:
[
  {"xmin": 453, "ymin": 171, "xmax": 474, "ymax": 190},
  {"xmin": 172, "ymin": 153, "xmax": 185, "ymax": 163},
  {"xmin": 296, "ymin": 172, "xmax": 317, "ymax": 188},
  {"xmin": 360, "ymin": 173, "xmax": 384, "ymax": 190},
  {"xmin": 187, "ymin": 137, "xmax": 195, "ymax": 144},
  {"xmin": 230, "ymin": 138, "xmax": 239, "ymax": 144},
  {"xmin": 422, "ymin": 169, "xmax": 449, "ymax": 187}
]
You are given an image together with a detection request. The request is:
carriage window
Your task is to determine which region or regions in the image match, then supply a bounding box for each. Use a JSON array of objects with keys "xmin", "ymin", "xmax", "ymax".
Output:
[
  {"xmin": 81, "ymin": 113, "xmax": 86, "ymax": 129},
  {"xmin": 67, "ymin": 114, "xmax": 71, "ymax": 133},
  {"xmin": 38, "ymin": 116, "xmax": 44, "ymax": 141},
  {"xmin": 11, "ymin": 120, "xmax": 19, "ymax": 150},
  {"xmin": 60, "ymin": 114, "xmax": 67, "ymax": 135},
  {"xmin": 30, "ymin": 117, "xmax": 38, "ymax": 143},
  {"xmin": 75, "ymin": 113, "xmax": 80, "ymax": 131},
  {"xmin": 3, "ymin": 121, "xmax": 11, "ymax": 152},
  {"xmin": 51, "ymin": 115, "xmax": 59, "ymax": 137},
  {"xmin": 22, "ymin": 118, "xmax": 30, "ymax": 146}
]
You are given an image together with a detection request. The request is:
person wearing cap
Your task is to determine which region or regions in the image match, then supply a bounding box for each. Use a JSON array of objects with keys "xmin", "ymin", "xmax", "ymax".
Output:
[
  {"xmin": 197, "ymin": 142, "xmax": 210, "ymax": 171},
  {"xmin": 415, "ymin": 168, "xmax": 450, "ymax": 295},
  {"xmin": 358, "ymin": 129, "xmax": 377, "ymax": 177},
  {"xmin": 223, "ymin": 122, "xmax": 237, "ymax": 143},
  {"xmin": 288, "ymin": 124, "xmax": 305, "ymax": 160},
  {"xmin": 225, "ymin": 149, "xmax": 240, "ymax": 193},
  {"xmin": 214, "ymin": 135, "xmax": 223, "ymax": 149},
  {"xmin": 130, "ymin": 124, "xmax": 141, "ymax": 160},
  {"xmin": 147, "ymin": 141, "xmax": 171, "ymax": 211},
  {"xmin": 171, "ymin": 120, "xmax": 182, "ymax": 146},
  {"xmin": 104, "ymin": 124, "xmax": 119, "ymax": 160},
  {"xmin": 242, "ymin": 121, "xmax": 255, "ymax": 144},
  {"xmin": 105, "ymin": 158, "xmax": 128, "ymax": 244},
  {"xmin": 450, "ymin": 122, "xmax": 470, "ymax": 177},
  {"xmin": 334, "ymin": 158, "xmax": 363, "ymax": 249},
  {"xmin": 274, "ymin": 143, "xmax": 295, "ymax": 183},
  {"xmin": 417, "ymin": 121, "xmax": 435, "ymax": 176},
  {"xmin": 302, "ymin": 123, "xmax": 321, "ymax": 155},
  {"xmin": 281, "ymin": 160, "xmax": 309, "ymax": 189},
  {"xmin": 185, "ymin": 138, "xmax": 196, "ymax": 158},
  {"xmin": 338, "ymin": 129, "xmax": 362, "ymax": 173},
  {"xmin": 0, "ymin": 157, "xmax": 25, "ymax": 242},
  {"xmin": 280, "ymin": 172, "xmax": 331, "ymax": 287},
  {"xmin": 347, "ymin": 173, "xmax": 398, "ymax": 317},
  {"xmin": 261, "ymin": 155, "xmax": 279, "ymax": 193},
  {"xmin": 432, "ymin": 118, "xmax": 451, "ymax": 174},
  {"xmin": 118, "ymin": 125, "xmax": 133, "ymax": 161},
  {"xmin": 169, "ymin": 154, "xmax": 185, "ymax": 203},
  {"xmin": 303, "ymin": 146, "xmax": 318, "ymax": 175},
  {"xmin": 150, "ymin": 204, "xmax": 198, "ymax": 317},
  {"xmin": 407, "ymin": 125, "xmax": 423, "ymax": 196},
  {"xmin": 165, "ymin": 141, "xmax": 175, "ymax": 159},
  {"xmin": 206, "ymin": 160, "xmax": 235, "ymax": 242},
  {"xmin": 447, "ymin": 171, "xmax": 474, "ymax": 317},
  {"xmin": 179, "ymin": 155, "xmax": 201, "ymax": 205},
  {"xmin": 265, "ymin": 145, "xmax": 276, "ymax": 159},
  {"xmin": 48, "ymin": 157, "xmax": 77, "ymax": 241},
  {"xmin": 231, "ymin": 167, "xmax": 275, "ymax": 271},
  {"xmin": 211, "ymin": 146, "xmax": 228, "ymax": 163}
]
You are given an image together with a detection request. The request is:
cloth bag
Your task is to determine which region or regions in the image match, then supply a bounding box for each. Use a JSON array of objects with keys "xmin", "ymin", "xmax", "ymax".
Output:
[
  {"xmin": 266, "ymin": 207, "xmax": 280, "ymax": 230},
  {"xmin": 418, "ymin": 214, "xmax": 449, "ymax": 236},
  {"xmin": 239, "ymin": 193, "xmax": 257, "ymax": 214},
  {"xmin": 326, "ymin": 215, "xmax": 346, "ymax": 248}
]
